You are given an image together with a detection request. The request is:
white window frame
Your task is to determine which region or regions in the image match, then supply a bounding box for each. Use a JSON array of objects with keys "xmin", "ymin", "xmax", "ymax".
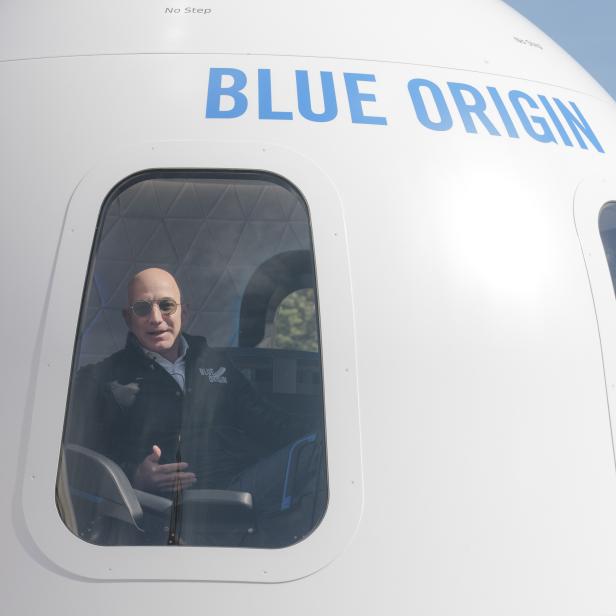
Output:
[
  {"xmin": 574, "ymin": 178, "xmax": 616, "ymax": 462},
  {"xmin": 22, "ymin": 141, "xmax": 363, "ymax": 583}
]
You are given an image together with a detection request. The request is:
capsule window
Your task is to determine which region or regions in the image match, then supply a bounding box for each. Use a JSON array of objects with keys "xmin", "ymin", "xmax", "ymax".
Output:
[
  {"xmin": 56, "ymin": 171, "xmax": 327, "ymax": 548},
  {"xmin": 600, "ymin": 202, "xmax": 616, "ymax": 290}
]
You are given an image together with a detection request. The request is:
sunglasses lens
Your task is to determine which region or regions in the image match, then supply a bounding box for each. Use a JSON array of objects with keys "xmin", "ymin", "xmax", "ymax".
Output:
[
  {"xmin": 132, "ymin": 301, "xmax": 152, "ymax": 317},
  {"xmin": 158, "ymin": 299, "xmax": 177, "ymax": 315}
]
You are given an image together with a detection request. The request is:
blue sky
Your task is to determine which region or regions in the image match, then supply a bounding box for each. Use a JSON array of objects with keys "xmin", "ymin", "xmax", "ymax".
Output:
[{"xmin": 504, "ymin": 0, "xmax": 615, "ymax": 98}]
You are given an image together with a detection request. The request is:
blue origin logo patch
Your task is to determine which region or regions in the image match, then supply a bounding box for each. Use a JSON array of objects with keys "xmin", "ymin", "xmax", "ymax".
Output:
[{"xmin": 199, "ymin": 367, "xmax": 228, "ymax": 384}]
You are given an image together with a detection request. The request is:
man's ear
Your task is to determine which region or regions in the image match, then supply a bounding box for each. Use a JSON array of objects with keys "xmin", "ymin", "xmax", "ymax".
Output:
[{"xmin": 122, "ymin": 308, "xmax": 131, "ymax": 328}]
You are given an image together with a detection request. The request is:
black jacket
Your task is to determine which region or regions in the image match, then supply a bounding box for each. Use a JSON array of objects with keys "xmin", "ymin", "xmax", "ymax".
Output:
[{"xmin": 65, "ymin": 333, "xmax": 295, "ymax": 490}]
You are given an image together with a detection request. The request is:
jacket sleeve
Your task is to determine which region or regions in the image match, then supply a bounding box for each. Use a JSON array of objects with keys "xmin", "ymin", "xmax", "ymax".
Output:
[{"xmin": 64, "ymin": 363, "xmax": 115, "ymax": 458}]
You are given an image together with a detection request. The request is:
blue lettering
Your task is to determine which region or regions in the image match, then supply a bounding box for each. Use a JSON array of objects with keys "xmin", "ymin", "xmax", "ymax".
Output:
[
  {"xmin": 553, "ymin": 98, "xmax": 604, "ymax": 153},
  {"xmin": 537, "ymin": 95, "xmax": 573, "ymax": 147},
  {"xmin": 343, "ymin": 73, "xmax": 387, "ymax": 125},
  {"xmin": 296, "ymin": 70, "xmax": 338, "ymax": 122},
  {"xmin": 487, "ymin": 86, "xmax": 519, "ymax": 138},
  {"xmin": 407, "ymin": 79, "xmax": 452, "ymax": 131},
  {"xmin": 509, "ymin": 91, "xmax": 557, "ymax": 144},
  {"xmin": 205, "ymin": 68, "xmax": 248, "ymax": 119},
  {"xmin": 448, "ymin": 82, "xmax": 500, "ymax": 136},
  {"xmin": 258, "ymin": 69, "xmax": 293, "ymax": 120}
]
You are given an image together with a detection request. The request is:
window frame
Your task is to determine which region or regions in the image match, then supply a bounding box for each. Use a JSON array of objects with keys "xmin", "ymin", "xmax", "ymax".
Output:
[
  {"xmin": 574, "ymin": 178, "xmax": 616, "ymax": 462},
  {"xmin": 58, "ymin": 168, "xmax": 327, "ymax": 549},
  {"xmin": 22, "ymin": 141, "xmax": 362, "ymax": 582}
]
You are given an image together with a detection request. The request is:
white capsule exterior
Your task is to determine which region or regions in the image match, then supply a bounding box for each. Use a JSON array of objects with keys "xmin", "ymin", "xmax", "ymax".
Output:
[{"xmin": 3, "ymin": 0, "xmax": 616, "ymax": 614}]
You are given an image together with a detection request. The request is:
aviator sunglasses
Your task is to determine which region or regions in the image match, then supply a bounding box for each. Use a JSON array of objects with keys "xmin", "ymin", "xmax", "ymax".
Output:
[{"xmin": 130, "ymin": 298, "xmax": 180, "ymax": 317}]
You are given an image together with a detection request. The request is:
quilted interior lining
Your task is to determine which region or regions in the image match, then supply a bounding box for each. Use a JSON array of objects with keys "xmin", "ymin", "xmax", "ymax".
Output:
[{"xmin": 78, "ymin": 176, "xmax": 311, "ymax": 367}]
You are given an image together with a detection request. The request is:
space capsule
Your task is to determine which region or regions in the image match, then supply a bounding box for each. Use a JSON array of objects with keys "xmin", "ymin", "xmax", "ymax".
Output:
[{"xmin": 3, "ymin": 1, "xmax": 616, "ymax": 614}]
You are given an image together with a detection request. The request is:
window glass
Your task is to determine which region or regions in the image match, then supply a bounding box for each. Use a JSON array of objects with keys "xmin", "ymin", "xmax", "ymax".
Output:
[
  {"xmin": 600, "ymin": 202, "xmax": 616, "ymax": 289},
  {"xmin": 57, "ymin": 171, "xmax": 327, "ymax": 548}
]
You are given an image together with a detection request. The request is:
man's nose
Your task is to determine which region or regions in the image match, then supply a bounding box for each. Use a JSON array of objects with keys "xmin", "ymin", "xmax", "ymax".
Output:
[{"xmin": 148, "ymin": 303, "xmax": 164, "ymax": 322}]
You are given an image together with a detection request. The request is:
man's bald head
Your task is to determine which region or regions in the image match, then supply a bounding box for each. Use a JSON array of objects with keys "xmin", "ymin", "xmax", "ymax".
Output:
[
  {"xmin": 127, "ymin": 268, "xmax": 181, "ymax": 305},
  {"xmin": 123, "ymin": 268, "xmax": 183, "ymax": 361}
]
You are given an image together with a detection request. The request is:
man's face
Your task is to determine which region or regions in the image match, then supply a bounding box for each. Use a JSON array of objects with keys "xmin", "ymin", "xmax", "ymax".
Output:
[{"xmin": 124, "ymin": 269, "xmax": 182, "ymax": 360}]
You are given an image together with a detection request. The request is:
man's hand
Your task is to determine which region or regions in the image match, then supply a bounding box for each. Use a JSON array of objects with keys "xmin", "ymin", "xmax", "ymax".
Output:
[{"xmin": 133, "ymin": 445, "xmax": 197, "ymax": 493}]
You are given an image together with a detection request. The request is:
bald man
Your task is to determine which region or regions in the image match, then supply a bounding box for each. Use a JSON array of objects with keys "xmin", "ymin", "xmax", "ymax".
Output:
[{"xmin": 66, "ymin": 268, "xmax": 293, "ymax": 497}]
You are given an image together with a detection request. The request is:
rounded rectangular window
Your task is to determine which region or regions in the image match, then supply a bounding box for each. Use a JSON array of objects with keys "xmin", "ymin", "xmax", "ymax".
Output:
[{"xmin": 56, "ymin": 171, "xmax": 327, "ymax": 548}]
